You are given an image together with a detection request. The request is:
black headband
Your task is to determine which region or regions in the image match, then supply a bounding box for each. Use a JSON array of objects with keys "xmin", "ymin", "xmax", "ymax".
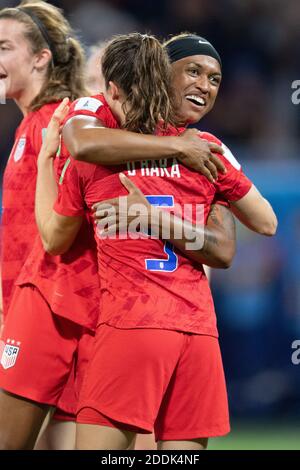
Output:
[
  {"xmin": 17, "ymin": 7, "xmax": 57, "ymax": 65},
  {"xmin": 165, "ymin": 35, "xmax": 222, "ymax": 68}
]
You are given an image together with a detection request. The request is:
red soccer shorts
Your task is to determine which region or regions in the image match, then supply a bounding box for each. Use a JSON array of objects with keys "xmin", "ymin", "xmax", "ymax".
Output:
[
  {"xmin": 77, "ymin": 325, "xmax": 230, "ymax": 441},
  {"xmin": 0, "ymin": 284, "xmax": 94, "ymax": 416},
  {"xmin": 54, "ymin": 330, "xmax": 95, "ymax": 420}
]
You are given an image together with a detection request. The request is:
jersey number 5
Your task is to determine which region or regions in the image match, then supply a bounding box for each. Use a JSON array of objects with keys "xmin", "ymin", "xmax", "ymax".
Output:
[{"xmin": 145, "ymin": 195, "xmax": 178, "ymax": 273}]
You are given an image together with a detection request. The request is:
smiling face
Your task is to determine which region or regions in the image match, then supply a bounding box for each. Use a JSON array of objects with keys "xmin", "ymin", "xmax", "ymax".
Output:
[
  {"xmin": 171, "ymin": 54, "xmax": 222, "ymax": 126},
  {"xmin": 0, "ymin": 19, "xmax": 36, "ymax": 100}
]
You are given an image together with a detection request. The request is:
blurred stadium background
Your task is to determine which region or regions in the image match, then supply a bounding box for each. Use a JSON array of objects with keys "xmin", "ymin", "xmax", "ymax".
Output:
[{"xmin": 0, "ymin": 0, "xmax": 300, "ymax": 449}]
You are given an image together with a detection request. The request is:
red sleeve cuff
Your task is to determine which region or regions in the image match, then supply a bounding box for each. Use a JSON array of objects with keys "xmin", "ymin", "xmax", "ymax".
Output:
[
  {"xmin": 53, "ymin": 201, "xmax": 85, "ymax": 218},
  {"xmin": 227, "ymin": 180, "xmax": 252, "ymax": 202}
]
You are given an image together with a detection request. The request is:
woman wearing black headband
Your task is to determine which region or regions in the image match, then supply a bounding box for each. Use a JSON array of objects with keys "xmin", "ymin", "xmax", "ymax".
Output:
[
  {"xmin": 0, "ymin": 0, "xmax": 88, "ymax": 450},
  {"xmin": 165, "ymin": 34, "xmax": 222, "ymax": 67},
  {"xmin": 77, "ymin": 33, "xmax": 276, "ymax": 449},
  {"xmin": 81, "ymin": 33, "xmax": 276, "ymax": 243},
  {"xmin": 165, "ymin": 33, "xmax": 223, "ymax": 126}
]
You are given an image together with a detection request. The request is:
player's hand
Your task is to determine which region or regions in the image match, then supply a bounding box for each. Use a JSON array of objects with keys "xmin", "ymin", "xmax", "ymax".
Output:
[
  {"xmin": 38, "ymin": 98, "xmax": 70, "ymax": 163},
  {"xmin": 92, "ymin": 173, "xmax": 152, "ymax": 237},
  {"xmin": 176, "ymin": 128, "xmax": 226, "ymax": 182}
]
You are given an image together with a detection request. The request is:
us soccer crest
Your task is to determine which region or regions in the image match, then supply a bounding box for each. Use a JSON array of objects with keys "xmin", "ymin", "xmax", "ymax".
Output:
[
  {"xmin": 13, "ymin": 137, "xmax": 26, "ymax": 162},
  {"xmin": 0, "ymin": 342, "xmax": 20, "ymax": 370}
]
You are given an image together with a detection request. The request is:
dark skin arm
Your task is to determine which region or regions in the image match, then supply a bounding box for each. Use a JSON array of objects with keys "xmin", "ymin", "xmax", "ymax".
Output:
[
  {"xmin": 64, "ymin": 116, "xmax": 277, "ymax": 237},
  {"xmin": 203, "ymin": 203, "xmax": 236, "ymax": 268},
  {"xmin": 63, "ymin": 115, "xmax": 226, "ymax": 183},
  {"xmin": 94, "ymin": 174, "xmax": 236, "ymax": 269},
  {"xmin": 154, "ymin": 203, "xmax": 235, "ymax": 268}
]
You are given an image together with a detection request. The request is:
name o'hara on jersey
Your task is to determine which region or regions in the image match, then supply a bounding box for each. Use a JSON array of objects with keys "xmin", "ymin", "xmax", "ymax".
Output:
[{"xmin": 126, "ymin": 158, "xmax": 181, "ymax": 178}]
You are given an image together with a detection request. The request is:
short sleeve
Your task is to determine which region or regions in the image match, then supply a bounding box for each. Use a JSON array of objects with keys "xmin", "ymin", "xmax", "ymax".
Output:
[
  {"xmin": 215, "ymin": 146, "xmax": 252, "ymax": 202},
  {"xmin": 197, "ymin": 131, "xmax": 252, "ymax": 202},
  {"xmin": 211, "ymin": 194, "xmax": 230, "ymax": 208},
  {"xmin": 64, "ymin": 95, "xmax": 118, "ymax": 129}
]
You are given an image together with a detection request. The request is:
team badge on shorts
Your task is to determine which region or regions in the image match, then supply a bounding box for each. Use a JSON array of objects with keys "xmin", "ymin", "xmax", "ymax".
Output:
[{"xmin": 0, "ymin": 341, "xmax": 20, "ymax": 370}]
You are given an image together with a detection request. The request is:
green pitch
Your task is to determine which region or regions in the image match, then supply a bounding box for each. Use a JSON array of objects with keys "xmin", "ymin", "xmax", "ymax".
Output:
[{"xmin": 209, "ymin": 423, "xmax": 300, "ymax": 450}]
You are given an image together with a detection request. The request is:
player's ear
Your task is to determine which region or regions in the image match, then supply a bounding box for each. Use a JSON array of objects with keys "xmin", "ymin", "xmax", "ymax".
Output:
[
  {"xmin": 108, "ymin": 81, "xmax": 120, "ymax": 101},
  {"xmin": 33, "ymin": 48, "xmax": 52, "ymax": 72}
]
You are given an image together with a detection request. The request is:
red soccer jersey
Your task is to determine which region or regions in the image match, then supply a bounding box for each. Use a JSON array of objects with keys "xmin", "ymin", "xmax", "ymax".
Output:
[
  {"xmin": 15, "ymin": 97, "xmax": 118, "ymax": 329},
  {"xmin": 1, "ymin": 102, "xmax": 60, "ymax": 316},
  {"xmin": 54, "ymin": 94, "xmax": 252, "ymax": 337}
]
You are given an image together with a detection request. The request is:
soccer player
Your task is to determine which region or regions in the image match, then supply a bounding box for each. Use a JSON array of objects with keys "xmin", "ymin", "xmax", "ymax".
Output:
[
  {"xmin": 0, "ymin": 29, "xmax": 237, "ymax": 450},
  {"xmin": 35, "ymin": 34, "xmax": 276, "ymax": 450},
  {"xmin": 0, "ymin": 1, "xmax": 88, "ymax": 449}
]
